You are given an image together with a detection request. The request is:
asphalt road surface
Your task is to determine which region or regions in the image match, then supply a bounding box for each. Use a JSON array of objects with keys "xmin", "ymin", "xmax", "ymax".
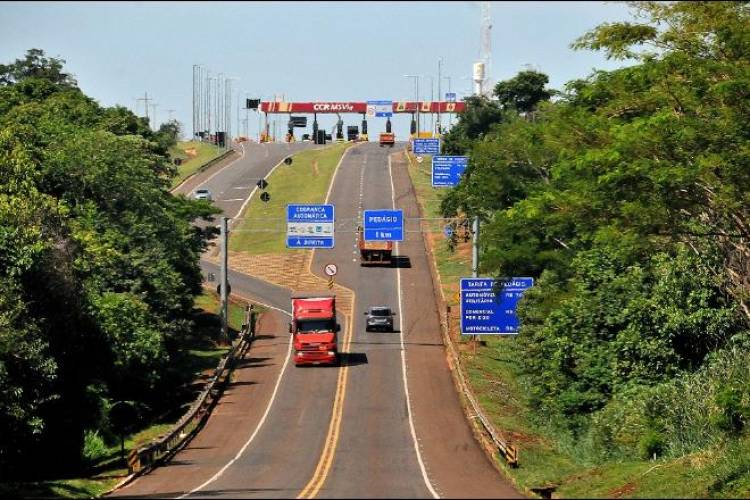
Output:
[{"xmin": 113, "ymin": 141, "xmax": 522, "ymax": 499}]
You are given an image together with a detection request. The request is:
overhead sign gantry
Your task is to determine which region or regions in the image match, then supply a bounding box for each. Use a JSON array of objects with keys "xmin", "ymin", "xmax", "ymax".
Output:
[{"xmin": 257, "ymin": 101, "xmax": 467, "ymax": 143}]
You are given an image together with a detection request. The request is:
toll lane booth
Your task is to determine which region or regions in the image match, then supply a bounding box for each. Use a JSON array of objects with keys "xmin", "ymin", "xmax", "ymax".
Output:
[{"xmin": 259, "ymin": 101, "xmax": 466, "ymax": 143}]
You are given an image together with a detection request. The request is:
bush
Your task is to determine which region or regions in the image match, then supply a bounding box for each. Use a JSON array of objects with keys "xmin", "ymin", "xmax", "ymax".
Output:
[
  {"xmin": 639, "ymin": 429, "xmax": 665, "ymax": 460},
  {"xmin": 712, "ymin": 386, "xmax": 746, "ymax": 435},
  {"xmin": 82, "ymin": 430, "xmax": 109, "ymax": 464}
]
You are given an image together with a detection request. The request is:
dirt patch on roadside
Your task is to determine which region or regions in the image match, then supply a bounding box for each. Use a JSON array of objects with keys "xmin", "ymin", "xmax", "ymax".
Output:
[
  {"xmin": 205, "ymin": 250, "xmax": 353, "ymax": 317},
  {"xmin": 609, "ymin": 482, "xmax": 638, "ymax": 498}
]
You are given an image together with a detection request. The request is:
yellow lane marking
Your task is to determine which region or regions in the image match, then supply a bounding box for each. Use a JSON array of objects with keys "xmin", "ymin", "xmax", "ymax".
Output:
[
  {"xmin": 297, "ymin": 309, "xmax": 353, "ymax": 499},
  {"xmin": 298, "ymin": 143, "xmax": 361, "ymax": 499}
]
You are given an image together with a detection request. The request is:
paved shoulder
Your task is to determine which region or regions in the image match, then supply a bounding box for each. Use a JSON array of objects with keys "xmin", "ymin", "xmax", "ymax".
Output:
[
  {"xmin": 391, "ymin": 152, "xmax": 524, "ymax": 499},
  {"xmin": 110, "ymin": 308, "xmax": 291, "ymax": 498}
]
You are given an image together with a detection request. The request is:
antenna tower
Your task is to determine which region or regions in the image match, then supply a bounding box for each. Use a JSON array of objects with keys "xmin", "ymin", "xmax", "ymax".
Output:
[{"xmin": 480, "ymin": 1, "xmax": 492, "ymax": 97}]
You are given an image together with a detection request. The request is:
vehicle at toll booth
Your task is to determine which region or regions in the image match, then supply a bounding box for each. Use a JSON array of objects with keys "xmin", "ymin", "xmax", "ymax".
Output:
[
  {"xmin": 379, "ymin": 132, "xmax": 395, "ymax": 147},
  {"xmin": 290, "ymin": 293, "xmax": 339, "ymax": 366}
]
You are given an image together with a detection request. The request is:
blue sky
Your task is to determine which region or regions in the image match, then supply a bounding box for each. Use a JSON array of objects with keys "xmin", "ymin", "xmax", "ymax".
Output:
[{"xmin": 1, "ymin": 1, "xmax": 636, "ymax": 140}]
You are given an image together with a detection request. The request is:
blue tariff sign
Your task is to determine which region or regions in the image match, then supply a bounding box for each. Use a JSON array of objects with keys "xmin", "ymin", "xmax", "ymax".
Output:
[
  {"xmin": 445, "ymin": 92, "xmax": 457, "ymax": 102},
  {"xmin": 287, "ymin": 204, "xmax": 335, "ymax": 248},
  {"xmin": 363, "ymin": 209, "xmax": 404, "ymax": 241},
  {"xmin": 432, "ymin": 156, "xmax": 468, "ymax": 187},
  {"xmin": 460, "ymin": 277, "xmax": 534, "ymax": 335},
  {"xmin": 413, "ymin": 138, "xmax": 440, "ymax": 155}
]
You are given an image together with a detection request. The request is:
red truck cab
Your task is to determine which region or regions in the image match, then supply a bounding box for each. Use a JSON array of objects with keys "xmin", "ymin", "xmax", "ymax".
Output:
[{"xmin": 290, "ymin": 293, "xmax": 339, "ymax": 366}]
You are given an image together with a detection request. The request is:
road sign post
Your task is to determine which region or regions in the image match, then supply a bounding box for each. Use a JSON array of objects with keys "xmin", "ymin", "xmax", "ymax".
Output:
[
  {"xmin": 363, "ymin": 209, "xmax": 404, "ymax": 241},
  {"xmin": 286, "ymin": 204, "xmax": 335, "ymax": 249},
  {"xmin": 460, "ymin": 278, "xmax": 534, "ymax": 335},
  {"xmin": 432, "ymin": 156, "xmax": 468, "ymax": 188},
  {"xmin": 324, "ymin": 263, "xmax": 338, "ymax": 276}
]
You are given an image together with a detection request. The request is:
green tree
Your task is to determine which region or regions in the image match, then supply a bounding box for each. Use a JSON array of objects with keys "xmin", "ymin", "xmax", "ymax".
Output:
[{"xmin": 493, "ymin": 70, "xmax": 553, "ymax": 113}]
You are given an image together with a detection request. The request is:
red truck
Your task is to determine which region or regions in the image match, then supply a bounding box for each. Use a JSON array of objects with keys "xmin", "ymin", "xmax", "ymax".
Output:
[
  {"xmin": 358, "ymin": 226, "xmax": 393, "ymax": 266},
  {"xmin": 290, "ymin": 293, "xmax": 339, "ymax": 366}
]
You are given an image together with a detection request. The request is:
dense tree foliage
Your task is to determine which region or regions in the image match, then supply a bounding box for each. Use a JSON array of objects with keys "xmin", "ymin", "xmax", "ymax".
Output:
[
  {"xmin": 0, "ymin": 49, "xmax": 217, "ymax": 476},
  {"xmin": 442, "ymin": 1, "xmax": 750, "ymax": 458}
]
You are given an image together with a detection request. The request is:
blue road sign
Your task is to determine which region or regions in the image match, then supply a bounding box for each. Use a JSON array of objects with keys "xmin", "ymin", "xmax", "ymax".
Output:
[
  {"xmin": 432, "ymin": 156, "xmax": 468, "ymax": 188},
  {"xmin": 460, "ymin": 277, "xmax": 534, "ymax": 335},
  {"xmin": 367, "ymin": 100, "xmax": 393, "ymax": 118},
  {"xmin": 443, "ymin": 224, "xmax": 454, "ymax": 238},
  {"xmin": 445, "ymin": 92, "xmax": 457, "ymax": 102},
  {"xmin": 363, "ymin": 209, "xmax": 404, "ymax": 241},
  {"xmin": 286, "ymin": 204, "xmax": 335, "ymax": 248},
  {"xmin": 413, "ymin": 138, "xmax": 441, "ymax": 155}
]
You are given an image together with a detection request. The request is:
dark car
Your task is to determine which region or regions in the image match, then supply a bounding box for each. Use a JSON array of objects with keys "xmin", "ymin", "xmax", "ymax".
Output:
[{"xmin": 364, "ymin": 306, "xmax": 395, "ymax": 332}]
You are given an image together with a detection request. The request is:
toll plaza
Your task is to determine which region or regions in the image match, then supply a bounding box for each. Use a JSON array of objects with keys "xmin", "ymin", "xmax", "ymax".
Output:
[{"xmin": 253, "ymin": 101, "xmax": 466, "ymax": 143}]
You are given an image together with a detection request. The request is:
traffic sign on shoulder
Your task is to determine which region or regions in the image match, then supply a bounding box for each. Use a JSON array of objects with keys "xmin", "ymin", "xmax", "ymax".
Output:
[
  {"xmin": 413, "ymin": 138, "xmax": 440, "ymax": 155},
  {"xmin": 257, "ymin": 178, "xmax": 268, "ymax": 189},
  {"xmin": 286, "ymin": 204, "xmax": 335, "ymax": 248},
  {"xmin": 432, "ymin": 156, "xmax": 468, "ymax": 188},
  {"xmin": 363, "ymin": 209, "xmax": 404, "ymax": 241},
  {"xmin": 443, "ymin": 225, "xmax": 454, "ymax": 238},
  {"xmin": 324, "ymin": 263, "xmax": 338, "ymax": 276},
  {"xmin": 460, "ymin": 277, "xmax": 533, "ymax": 335}
]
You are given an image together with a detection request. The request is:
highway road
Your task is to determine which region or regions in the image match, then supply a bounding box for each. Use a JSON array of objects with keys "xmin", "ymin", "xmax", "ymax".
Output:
[{"xmin": 113, "ymin": 141, "xmax": 521, "ymax": 499}]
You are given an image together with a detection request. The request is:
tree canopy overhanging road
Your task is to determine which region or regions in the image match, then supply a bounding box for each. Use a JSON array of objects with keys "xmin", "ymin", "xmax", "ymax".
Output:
[{"xmin": 1, "ymin": 2, "xmax": 750, "ymax": 498}]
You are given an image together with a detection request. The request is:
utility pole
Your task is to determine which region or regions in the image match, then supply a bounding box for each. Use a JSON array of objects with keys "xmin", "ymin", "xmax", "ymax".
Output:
[
  {"xmin": 443, "ymin": 76, "xmax": 452, "ymax": 129},
  {"xmin": 192, "ymin": 65, "xmax": 197, "ymax": 138},
  {"xmin": 166, "ymin": 109, "xmax": 176, "ymax": 122},
  {"xmin": 150, "ymin": 103, "xmax": 159, "ymax": 130},
  {"xmin": 472, "ymin": 216, "xmax": 479, "ymax": 278},
  {"xmin": 429, "ymin": 75, "xmax": 434, "ymax": 134},
  {"xmin": 220, "ymin": 216, "xmax": 229, "ymax": 345},
  {"xmin": 136, "ymin": 92, "xmax": 152, "ymax": 120}
]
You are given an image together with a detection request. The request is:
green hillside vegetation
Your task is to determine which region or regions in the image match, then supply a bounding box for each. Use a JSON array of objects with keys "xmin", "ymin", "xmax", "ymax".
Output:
[
  {"xmin": 437, "ymin": 2, "xmax": 750, "ymax": 496},
  {"xmin": 169, "ymin": 140, "xmax": 224, "ymax": 188},
  {"xmin": 0, "ymin": 48, "xmax": 223, "ymax": 483}
]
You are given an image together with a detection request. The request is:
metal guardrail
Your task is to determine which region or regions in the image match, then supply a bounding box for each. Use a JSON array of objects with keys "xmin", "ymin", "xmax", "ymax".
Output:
[
  {"xmin": 171, "ymin": 147, "xmax": 237, "ymax": 192},
  {"xmin": 126, "ymin": 304, "xmax": 258, "ymax": 475},
  {"xmin": 406, "ymin": 151, "xmax": 519, "ymax": 468}
]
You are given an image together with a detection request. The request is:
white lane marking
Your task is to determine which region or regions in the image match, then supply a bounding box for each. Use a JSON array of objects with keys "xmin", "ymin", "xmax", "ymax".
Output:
[
  {"xmin": 220, "ymin": 198, "xmax": 245, "ymax": 202},
  {"xmin": 389, "ymin": 155, "xmax": 439, "ymax": 499},
  {"xmin": 195, "ymin": 142, "xmax": 247, "ymax": 190},
  {"xmin": 178, "ymin": 311, "xmax": 293, "ymax": 499},
  {"xmin": 229, "ymin": 155, "xmax": 287, "ymax": 229},
  {"xmin": 233, "ymin": 186, "xmax": 251, "ymax": 190}
]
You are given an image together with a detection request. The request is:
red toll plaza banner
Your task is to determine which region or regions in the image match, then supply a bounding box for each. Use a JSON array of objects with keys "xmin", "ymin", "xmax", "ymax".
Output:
[{"xmin": 260, "ymin": 101, "xmax": 466, "ymax": 114}]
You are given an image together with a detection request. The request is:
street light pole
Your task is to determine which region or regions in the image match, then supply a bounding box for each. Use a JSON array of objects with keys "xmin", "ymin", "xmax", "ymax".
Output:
[
  {"xmin": 404, "ymin": 75, "xmax": 420, "ymax": 137},
  {"xmin": 437, "ymin": 58, "xmax": 442, "ymax": 134},
  {"xmin": 443, "ymin": 76, "xmax": 452, "ymax": 129}
]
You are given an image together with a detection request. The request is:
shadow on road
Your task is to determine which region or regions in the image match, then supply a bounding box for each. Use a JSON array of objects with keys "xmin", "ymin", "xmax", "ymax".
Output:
[
  {"xmin": 390, "ymin": 255, "xmax": 412, "ymax": 268},
  {"xmin": 341, "ymin": 352, "xmax": 368, "ymax": 366}
]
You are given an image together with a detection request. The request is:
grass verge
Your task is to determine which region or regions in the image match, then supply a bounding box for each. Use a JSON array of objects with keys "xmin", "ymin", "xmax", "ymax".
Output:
[
  {"xmin": 169, "ymin": 140, "xmax": 225, "ymax": 188},
  {"xmin": 0, "ymin": 290, "xmax": 249, "ymax": 498},
  {"xmin": 405, "ymin": 150, "xmax": 750, "ymax": 498},
  {"xmin": 229, "ymin": 142, "xmax": 353, "ymax": 255}
]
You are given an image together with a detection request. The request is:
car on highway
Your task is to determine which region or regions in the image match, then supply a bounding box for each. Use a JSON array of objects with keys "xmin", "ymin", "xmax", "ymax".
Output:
[
  {"xmin": 193, "ymin": 188, "xmax": 213, "ymax": 201},
  {"xmin": 364, "ymin": 306, "xmax": 395, "ymax": 332}
]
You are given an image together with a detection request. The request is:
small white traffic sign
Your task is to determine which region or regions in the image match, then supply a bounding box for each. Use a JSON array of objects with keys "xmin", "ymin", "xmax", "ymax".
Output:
[{"xmin": 324, "ymin": 263, "xmax": 338, "ymax": 276}]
